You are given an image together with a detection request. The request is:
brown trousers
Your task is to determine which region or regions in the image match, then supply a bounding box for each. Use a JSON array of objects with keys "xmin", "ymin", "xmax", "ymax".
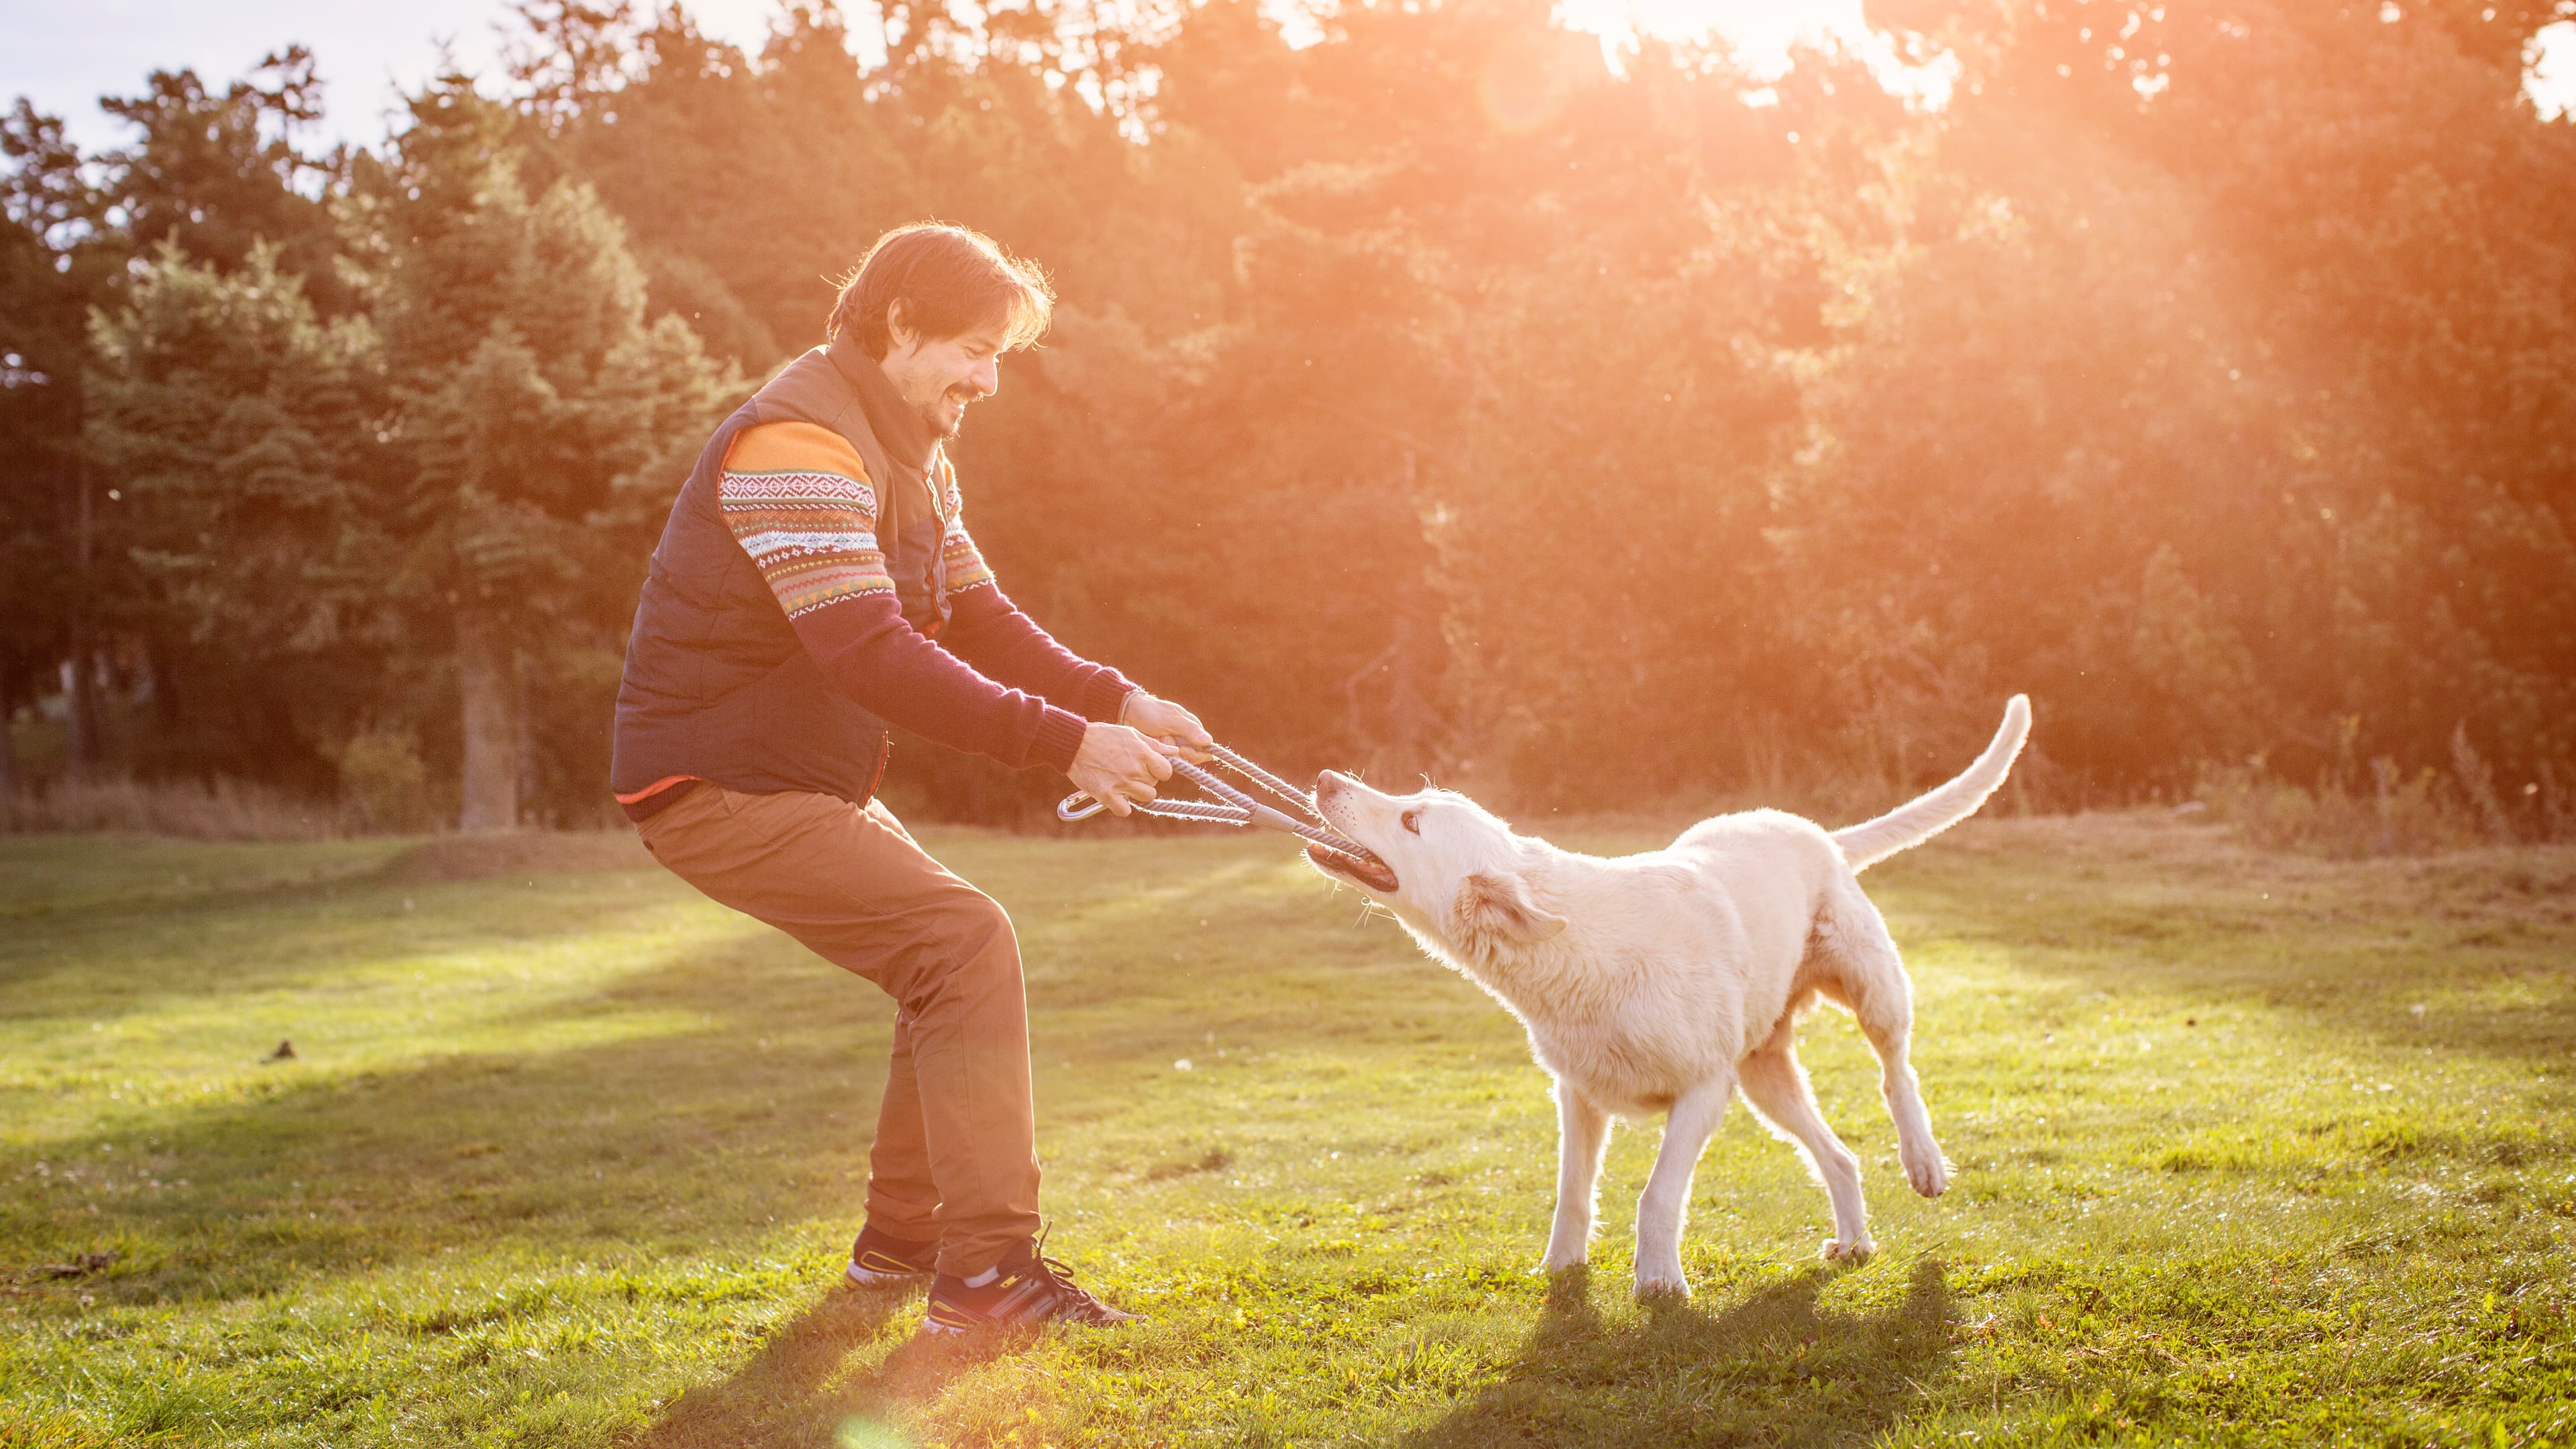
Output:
[{"xmin": 637, "ymin": 782, "xmax": 1039, "ymax": 1275}]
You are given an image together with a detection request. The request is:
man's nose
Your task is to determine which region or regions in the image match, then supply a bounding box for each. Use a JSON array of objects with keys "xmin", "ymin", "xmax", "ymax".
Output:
[{"xmin": 968, "ymin": 356, "xmax": 1000, "ymax": 398}]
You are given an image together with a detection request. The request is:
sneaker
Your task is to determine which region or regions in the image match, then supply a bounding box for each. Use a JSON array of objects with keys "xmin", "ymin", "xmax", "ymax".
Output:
[
  {"xmin": 845, "ymin": 1224, "xmax": 938, "ymax": 1289},
  {"xmin": 920, "ymin": 1233, "xmax": 1142, "ymax": 1335}
]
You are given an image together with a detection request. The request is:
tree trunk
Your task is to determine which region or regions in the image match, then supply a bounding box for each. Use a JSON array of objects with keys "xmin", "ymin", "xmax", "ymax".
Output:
[
  {"xmin": 457, "ymin": 610, "xmax": 519, "ymax": 832},
  {"xmin": 61, "ymin": 647, "xmax": 98, "ymax": 782},
  {"xmin": 514, "ymin": 649, "xmax": 541, "ymax": 828},
  {"xmin": 64, "ymin": 455, "xmax": 96, "ymax": 782}
]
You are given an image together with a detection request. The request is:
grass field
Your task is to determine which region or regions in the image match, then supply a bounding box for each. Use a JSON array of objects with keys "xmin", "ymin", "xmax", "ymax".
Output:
[{"xmin": 2, "ymin": 813, "xmax": 2571, "ymax": 1448}]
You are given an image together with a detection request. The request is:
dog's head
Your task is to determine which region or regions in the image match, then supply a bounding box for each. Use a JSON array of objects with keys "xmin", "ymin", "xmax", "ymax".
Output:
[{"xmin": 1309, "ymin": 771, "xmax": 1566, "ymax": 957}]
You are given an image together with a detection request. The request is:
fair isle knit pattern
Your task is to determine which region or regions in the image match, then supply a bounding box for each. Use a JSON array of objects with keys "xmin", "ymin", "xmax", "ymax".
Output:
[
  {"xmin": 936, "ymin": 463, "xmax": 999, "ymax": 595},
  {"xmin": 718, "ymin": 422, "xmax": 895, "ymax": 619}
]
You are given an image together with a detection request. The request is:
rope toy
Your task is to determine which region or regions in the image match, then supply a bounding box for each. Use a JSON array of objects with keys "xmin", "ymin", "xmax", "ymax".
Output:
[{"xmin": 1057, "ymin": 744, "xmax": 1397, "ymax": 891}]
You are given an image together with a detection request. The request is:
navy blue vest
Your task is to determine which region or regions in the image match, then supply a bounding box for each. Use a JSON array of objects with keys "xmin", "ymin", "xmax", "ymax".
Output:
[{"xmin": 610, "ymin": 341, "xmax": 950, "ymax": 806}]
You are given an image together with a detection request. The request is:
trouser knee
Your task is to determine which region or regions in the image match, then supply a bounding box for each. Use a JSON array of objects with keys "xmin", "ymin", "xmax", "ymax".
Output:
[
  {"xmin": 912, "ymin": 890, "xmax": 1021, "ymax": 1008},
  {"xmin": 959, "ymin": 891, "xmax": 1018, "ymax": 963}
]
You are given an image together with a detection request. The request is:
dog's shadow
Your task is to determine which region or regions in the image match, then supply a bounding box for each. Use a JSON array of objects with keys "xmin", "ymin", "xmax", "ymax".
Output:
[{"xmin": 1405, "ymin": 1256, "xmax": 1956, "ymax": 1448}]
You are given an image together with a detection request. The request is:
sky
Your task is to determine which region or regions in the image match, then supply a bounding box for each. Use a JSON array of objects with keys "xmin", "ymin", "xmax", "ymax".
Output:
[
  {"xmin": 1, "ymin": 0, "xmax": 2570, "ymax": 154},
  {"xmin": 0, "ymin": 0, "xmax": 790, "ymax": 152}
]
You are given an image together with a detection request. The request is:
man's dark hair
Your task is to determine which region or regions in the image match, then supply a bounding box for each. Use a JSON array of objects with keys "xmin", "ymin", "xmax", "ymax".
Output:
[{"xmin": 827, "ymin": 223, "xmax": 1055, "ymax": 358}]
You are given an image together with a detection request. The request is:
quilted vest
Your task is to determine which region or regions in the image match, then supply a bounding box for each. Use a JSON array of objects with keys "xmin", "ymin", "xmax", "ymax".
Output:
[{"xmin": 610, "ymin": 339, "xmax": 951, "ymax": 805}]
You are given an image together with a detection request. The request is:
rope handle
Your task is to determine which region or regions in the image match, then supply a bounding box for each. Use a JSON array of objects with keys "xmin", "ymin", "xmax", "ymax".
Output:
[
  {"xmin": 1057, "ymin": 743, "xmax": 1320, "ymax": 826},
  {"xmin": 1055, "ymin": 743, "xmax": 1392, "ymax": 883}
]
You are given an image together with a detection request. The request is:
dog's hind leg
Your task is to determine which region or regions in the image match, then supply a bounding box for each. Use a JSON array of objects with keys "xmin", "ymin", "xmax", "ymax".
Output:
[
  {"xmin": 1821, "ymin": 885, "xmax": 1949, "ymax": 1199},
  {"xmin": 1738, "ymin": 1038, "xmax": 1873, "ymax": 1260},
  {"xmin": 1542, "ymin": 1079, "xmax": 1611, "ymax": 1274},
  {"xmin": 1632, "ymin": 1075, "xmax": 1732, "ymax": 1299}
]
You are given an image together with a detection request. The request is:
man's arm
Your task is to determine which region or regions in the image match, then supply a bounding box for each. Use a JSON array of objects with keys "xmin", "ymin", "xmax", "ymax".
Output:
[
  {"xmin": 928, "ymin": 478, "xmax": 1134, "ymax": 721},
  {"xmin": 938, "ymin": 582, "xmax": 1136, "ymax": 724},
  {"xmin": 933, "ymin": 477, "xmax": 1210, "ymax": 756},
  {"xmin": 721, "ymin": 422, "xmax": 1095, "ymax": 772}
]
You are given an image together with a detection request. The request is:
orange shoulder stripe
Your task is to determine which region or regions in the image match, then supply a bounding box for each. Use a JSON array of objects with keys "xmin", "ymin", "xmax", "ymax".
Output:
[{"xmin": 722, "ymin": 421, "xmax": 873, "ymax": 481}]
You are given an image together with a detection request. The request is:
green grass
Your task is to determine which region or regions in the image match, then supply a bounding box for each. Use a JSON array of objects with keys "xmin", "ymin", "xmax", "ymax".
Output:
[{"xmin": 1, "ymin": 816, "xmax": 2571, "ymax": 1448}]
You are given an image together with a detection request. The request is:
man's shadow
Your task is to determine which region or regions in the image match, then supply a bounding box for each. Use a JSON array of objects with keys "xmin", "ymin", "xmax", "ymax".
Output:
[
  {"xmin": 1404, "ymin": 1256, "xmax": 1955, "ymax": 1448},
  {"xmin": 627, "ymin": 1286, "xmax": 981, "ymax": 1449}
]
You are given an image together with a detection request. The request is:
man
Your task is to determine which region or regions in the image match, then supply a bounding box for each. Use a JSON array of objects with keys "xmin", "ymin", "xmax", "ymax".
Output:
[{"xmin": 610, "ymin": 223, "xmax": 1208, "ymax": 1335}]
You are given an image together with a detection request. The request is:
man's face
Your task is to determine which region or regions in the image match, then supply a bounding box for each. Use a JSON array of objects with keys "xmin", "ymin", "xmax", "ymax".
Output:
[{"xmin": 879, "ymin": 315, "xmax": 1009, "ymax": 441}]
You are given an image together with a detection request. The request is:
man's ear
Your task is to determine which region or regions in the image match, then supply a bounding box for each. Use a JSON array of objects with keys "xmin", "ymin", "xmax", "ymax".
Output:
[
  {"xmin": 884, "ymin": 299, "xmax": 916, "ymax": 354},
  {"xmin": 1454, "ymin": 872, "xmax": 1568, "ymax": 945}
]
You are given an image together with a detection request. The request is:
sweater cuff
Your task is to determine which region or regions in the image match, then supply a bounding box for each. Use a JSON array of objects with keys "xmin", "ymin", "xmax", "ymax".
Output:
[
  {"xmin": 1032, "ymin": 704, "xmax": 1089, "ymax": 775},
  {"xmin": 1081, "ymin": 671, "xmax": 1139, "ymax": 724}
]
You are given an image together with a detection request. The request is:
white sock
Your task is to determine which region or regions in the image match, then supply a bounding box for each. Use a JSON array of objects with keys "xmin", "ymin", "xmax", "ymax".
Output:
[{"xmin": 963, "ymin": 1266, "xmax": 1000, "ymax": 1288}]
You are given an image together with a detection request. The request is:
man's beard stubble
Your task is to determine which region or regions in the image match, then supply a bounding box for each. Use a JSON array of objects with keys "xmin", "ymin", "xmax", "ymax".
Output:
[{"xmin": 920, "ymin": 391, "xmax": 969, "ymax": 441}]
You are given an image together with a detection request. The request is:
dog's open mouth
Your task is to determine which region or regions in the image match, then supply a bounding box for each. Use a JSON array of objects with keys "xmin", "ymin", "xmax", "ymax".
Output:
[{"xmin": 1307, "ymin": 842, "xmax": 1400, "ymax": 894}]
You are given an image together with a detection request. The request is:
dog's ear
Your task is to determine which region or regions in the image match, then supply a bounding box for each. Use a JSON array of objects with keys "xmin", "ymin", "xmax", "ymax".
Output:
[{"xmin": 1454, "ymin": 871, "xmax": 1568, "ymax": 945}]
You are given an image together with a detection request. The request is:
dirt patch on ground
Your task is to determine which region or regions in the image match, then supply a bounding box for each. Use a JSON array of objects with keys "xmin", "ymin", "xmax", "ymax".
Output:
[{"xmin": 374, "ymin": 830, "xmax": 653, "ymax": 884}]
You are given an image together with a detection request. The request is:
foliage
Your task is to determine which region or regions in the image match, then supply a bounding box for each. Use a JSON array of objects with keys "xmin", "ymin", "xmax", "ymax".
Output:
[
  {"xmin": 333, "ymin": 729, "xmax": 437, "ymax": 834},
  {"xmin": 3, "ymin": 0, "xmax": 2575, "ymax": 833},
  {"xmin": 2194, "ymin": 715, "xmax": 2576, "ymax": 856},
  {"xmin": 0, "ymin": 774, "xmax": 339, "ymax": 841},
  {"xmin": 0, "ymin": 101, "xmax": 114, "ymax": 762},
  {"xmin": 0, "ymin": 818, "xmax": 2571, "ymax": 1442},
  {"xmin": 356, "ymin": 76, "xmax": 736, "ymax": 828},
  {"xmin": 83, "ymin": 243, "xmax": 392, "ymax": 792}
]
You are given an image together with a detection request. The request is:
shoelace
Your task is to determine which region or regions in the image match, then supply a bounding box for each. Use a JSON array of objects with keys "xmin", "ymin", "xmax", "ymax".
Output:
[{"xmin": 1019, "ymin": 1227, "xmax": 1113, "ymax": 1315}]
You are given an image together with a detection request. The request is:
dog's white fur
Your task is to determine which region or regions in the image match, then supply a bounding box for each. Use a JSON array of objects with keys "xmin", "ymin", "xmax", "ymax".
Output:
[{"xmin": 1310, "ymin": 696, "xmax": 2031, "ymax": 1297}]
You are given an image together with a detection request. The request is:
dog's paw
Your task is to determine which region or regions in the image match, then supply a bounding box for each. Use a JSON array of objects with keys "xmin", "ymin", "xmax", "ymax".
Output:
[
  {"xmin": 1901, "ymin": 1140, "xmax": 1951, "ymax": 1199},
  {"xmin": 1538, "ymin": 1249, "xmax": 1589, "ymax": 1275},
  {"xmin": 1631, "ymin": 1267, "xmax": 1692, "ymax": 1301},
  {"xmin": 1821, "ymin": 1235, "xmax": 1876, "ymax": 1263}
]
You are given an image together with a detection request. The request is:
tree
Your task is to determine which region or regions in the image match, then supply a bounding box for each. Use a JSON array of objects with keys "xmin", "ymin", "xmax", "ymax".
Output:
[
  {"xmin": 99, "ymin": 48, "xmax": 352, "ymax": 311},
  {"xmin": 1799, "ymin": 0, "xmax": 2576, "ymax": 792},
  {"xmin": 84, "ymin": 243, "xmax": 395, "ymax": 790},
  {"xmin": 0, "ymin": 101, "xmax": 120, "ymax": 788},
  {"xmin": 362, "ymin": 77, "xmax": 732, "ymax": 829}
]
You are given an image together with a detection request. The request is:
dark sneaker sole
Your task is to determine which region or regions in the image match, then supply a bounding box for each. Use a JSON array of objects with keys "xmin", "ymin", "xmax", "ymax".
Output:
[{"xmin": 918, "ymin": 1299, "xmax": 1142, "ymax": 1335}]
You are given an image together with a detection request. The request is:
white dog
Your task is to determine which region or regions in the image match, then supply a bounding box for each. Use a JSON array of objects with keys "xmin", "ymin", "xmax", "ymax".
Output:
[{"xmin": 1307, "ymin": 697, "xmax": 2031, "ymax": 1297}]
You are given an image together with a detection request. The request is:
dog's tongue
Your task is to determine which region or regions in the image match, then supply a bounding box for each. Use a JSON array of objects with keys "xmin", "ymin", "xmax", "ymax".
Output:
[{"xmin": 1307, "ymin": 842, "xmax": 1399, "ymax": 894}]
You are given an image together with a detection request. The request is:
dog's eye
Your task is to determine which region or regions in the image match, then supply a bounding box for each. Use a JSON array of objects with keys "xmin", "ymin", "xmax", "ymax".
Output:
[{"xmin": 1400, "ymin": 810, "xmax": 1421, "ymax": 835}]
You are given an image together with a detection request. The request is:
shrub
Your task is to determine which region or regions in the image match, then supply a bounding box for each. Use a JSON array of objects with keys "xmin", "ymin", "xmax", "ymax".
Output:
[
  {"xmin": 0, "ymin": 775, "xmax": 336, "ymax": 841},
  {"xmin": 337, "ymin": 729, "xmax": 439, "ymax": 833},
  {"xmin": 2196, "ymin": 755, "xmax": 2485, "ymax": 859}
]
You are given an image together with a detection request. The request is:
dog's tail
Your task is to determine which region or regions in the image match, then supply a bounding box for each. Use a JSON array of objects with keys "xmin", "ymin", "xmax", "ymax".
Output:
[{"xmin": 1831, "ymin": 696, "xmax": 2032, "ymax": 872}]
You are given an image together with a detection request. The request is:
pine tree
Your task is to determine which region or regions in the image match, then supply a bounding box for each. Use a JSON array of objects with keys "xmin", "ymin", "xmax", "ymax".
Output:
[
  {"xmin": 0, "ymin": 101, "xmax": 121, "ymax": 786},
  {"xmin": 362, "ymin": 76, "xmax": 731, "ymax": 829},
  {"xmin": 84, "ymin": 243, "xmax": 394, "ymax": 788},
  {"xmin": 99, "ymin": 49, "xmax": 351, "ymax": 311}
]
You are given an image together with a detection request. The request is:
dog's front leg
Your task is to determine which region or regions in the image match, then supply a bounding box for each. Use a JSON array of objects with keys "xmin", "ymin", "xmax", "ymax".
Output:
[
  {"xmin": 1632, "ymin": 1078, "xmax": 1733, "ymax": 1299},
  {"xmin": 1540, "ymin": 1079, "xmax": 1611, "ymax": 1273}
]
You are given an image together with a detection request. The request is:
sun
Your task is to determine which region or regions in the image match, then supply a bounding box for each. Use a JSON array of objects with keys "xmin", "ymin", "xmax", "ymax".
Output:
[
  {"xmin": 1550, "ymin": 0, "xmax": 1957, "ymax": 104},
  {"xmin": 1555, "ymin": 0, "xmax": 1864, "ymax": 59},
  {"xmin": 1556, "ymin": 0, "xmax": 2576, "ymax": 117}
]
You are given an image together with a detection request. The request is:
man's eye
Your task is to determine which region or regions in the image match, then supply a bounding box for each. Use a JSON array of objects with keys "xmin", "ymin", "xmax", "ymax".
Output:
[{"xmin": 1400, "ymin": 811, "xmax": 1421, "ymax": 835}]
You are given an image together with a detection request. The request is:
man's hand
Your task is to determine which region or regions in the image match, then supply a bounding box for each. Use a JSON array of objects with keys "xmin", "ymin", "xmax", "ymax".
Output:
[
  {"xmin": 1071, "ymin": 722, "xmax": 1179, "ymax": 817},
  {"xmin": 1120, "ymin": 691, "xmax": 1215, "ymax": 761}
]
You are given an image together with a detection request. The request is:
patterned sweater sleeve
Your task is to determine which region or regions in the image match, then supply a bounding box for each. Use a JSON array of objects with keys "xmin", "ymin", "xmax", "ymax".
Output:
[
  {"xmin": 719, "ymin": 422, "xmax": 1089, "ymax": 773},
  {"xmin": 929, "ymin": 466, "xmax": 1138, "ymax": 724}
]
